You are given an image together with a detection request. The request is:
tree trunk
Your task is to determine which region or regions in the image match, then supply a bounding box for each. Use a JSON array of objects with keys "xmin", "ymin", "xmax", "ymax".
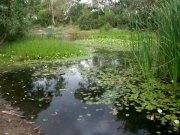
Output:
[
  {"xmin": 0, "ymin": 31, "xmax": 8, "ymax": 47},
  {"xmin": 51, "ymin": 0, "xmax": 55, "ymax": 25},
  {"xmin": 0, "ymin": 0, "xmax": 11, "ymax": 47},
  {"xmin": 0, "ymin": 26, "xmax": 8, "ymax": 47}
]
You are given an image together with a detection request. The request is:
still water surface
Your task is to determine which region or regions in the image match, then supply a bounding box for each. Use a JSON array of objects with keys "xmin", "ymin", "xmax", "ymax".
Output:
[{"xmin": 0, "ymin": 51, "xmax": 173, "ymax": 135}]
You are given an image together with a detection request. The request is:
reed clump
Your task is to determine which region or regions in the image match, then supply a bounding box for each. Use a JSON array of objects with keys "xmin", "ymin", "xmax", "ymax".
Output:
[{"xmin": 132, "ymin": 0, "xmax": 180, "ymax": 86}]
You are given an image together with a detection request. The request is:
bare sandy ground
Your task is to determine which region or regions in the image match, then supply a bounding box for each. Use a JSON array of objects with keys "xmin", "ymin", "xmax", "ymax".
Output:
[{"xmin": 0, "ymin": 95, "xmax": 39, "ymax": 135}]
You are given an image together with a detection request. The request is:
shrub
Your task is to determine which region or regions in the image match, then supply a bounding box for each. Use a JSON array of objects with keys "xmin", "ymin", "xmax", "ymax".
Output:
[
  {"xmin": 100, "ymin": 23, "xmax": 112, "ymax": 31},
  {"xmin": 37, "ymin": 9, "xmax": 51, "ymax": 27},
  {"xmin": 78, "ymin": 12, "xmax": 105, "ymax": 30},
  {"xmin": 104, "ymin": 11, "xmax": 117, "ymax": 27}
]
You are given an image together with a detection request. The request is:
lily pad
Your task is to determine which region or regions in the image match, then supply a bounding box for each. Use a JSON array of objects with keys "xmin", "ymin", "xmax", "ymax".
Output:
[
  {"xmin": 86, "ymin": 113, "xmax": 91, "ymax": 117},
  {"xmin": 174, "ymin": 120, "xmax": 179, "ymax": 124},
  {"xmin": 157, "ymin": 108, "xmax": 162, "ymax": 114}
]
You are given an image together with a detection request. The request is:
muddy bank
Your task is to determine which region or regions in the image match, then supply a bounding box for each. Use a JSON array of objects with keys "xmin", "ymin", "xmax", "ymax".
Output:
[{"xmin": 0, "ymin": 94, "xmax": 39, "ymax": 135}]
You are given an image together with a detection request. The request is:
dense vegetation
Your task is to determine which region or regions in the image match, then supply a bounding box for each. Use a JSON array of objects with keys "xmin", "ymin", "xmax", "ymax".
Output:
[
  {"xmin": 34, "ymin": 0, "xmax": 158, "ymax": 30},
  {"xmin": 0, "ymin": 37, "xmax": 87, "ymax": 69}
]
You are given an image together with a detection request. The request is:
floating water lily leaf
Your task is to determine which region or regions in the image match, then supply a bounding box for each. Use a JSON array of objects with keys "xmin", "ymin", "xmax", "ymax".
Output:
[
  {"xmin": 77, "ymin": 118, "xmax": 82, "ymax": 121},
  {"xmin": 156, "ymin": 131, "xmax": 161, "ymax": 134},
  {"xmin": 96, "ymin": 108, "xmax": 103, "ymax": 111},
  {"xmin": 86, "ymin": 113, "xmax": 91, "ymax": 117},
  {"xmin": 43, "ymin": 118, "xmax": 48, "ymax": 122},
  {"xmin": 174, "ymin": 120, "xmax": 179, "ymax": 124},
  {"xmin": 82, "ymin": 107, "xmax": 88, "ymax": 109},
  {"xmin": 168, "ymin": 130, "xmax": 172, "ymax": 133},
  {"xmin": 116, "ymin": 103, "xmax": 121, "ymax": 107},
  {"xmin": 157, "ymin": 108, "xmax": 162, "ymax": 113},
  {"xmin": 136, "ymin": 109, "xmax": 142, "ymax": 112}
]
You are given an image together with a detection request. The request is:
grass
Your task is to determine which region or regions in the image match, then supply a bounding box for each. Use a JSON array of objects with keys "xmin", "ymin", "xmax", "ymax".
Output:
[
  {"xmin": 75, "ymin": 29, "xmax": 155, "ymax": 52},
  {"xmin": 0, "ymin": 37, "xmax": 88, "ymax": 68},
  {"xmin": 77, "ymin": 29, "xmax": 132, "ymax": 47}
]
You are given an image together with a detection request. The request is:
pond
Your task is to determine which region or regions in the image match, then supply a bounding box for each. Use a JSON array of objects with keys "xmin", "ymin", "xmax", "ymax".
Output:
[{"xmin": 0, "ymin": 50, "xmax": 176, "ymax": 135}]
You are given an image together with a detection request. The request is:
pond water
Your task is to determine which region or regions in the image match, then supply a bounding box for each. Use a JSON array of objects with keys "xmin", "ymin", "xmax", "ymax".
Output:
[{"xmin": 0, "ymin": 50, "xmax": 175, "ymax": 135}]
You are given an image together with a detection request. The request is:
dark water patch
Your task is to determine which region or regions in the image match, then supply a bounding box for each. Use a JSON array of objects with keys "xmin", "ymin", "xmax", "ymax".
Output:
[{"xmin": 0, "ymin": 50, "xmax": 178, "ymax": 135}]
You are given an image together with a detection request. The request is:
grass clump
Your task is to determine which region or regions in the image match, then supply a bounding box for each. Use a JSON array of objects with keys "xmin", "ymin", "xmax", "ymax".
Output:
[{"xmin": 0, "ymin": 37, "xmax": 87, "ymax": 64}]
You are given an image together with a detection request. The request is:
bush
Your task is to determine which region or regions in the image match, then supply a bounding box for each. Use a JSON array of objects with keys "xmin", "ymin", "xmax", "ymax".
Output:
[
  {"xmin": 100, "ymin": 23, "xmax": 112, "ymax": 31},
  {"xmin": 69, "ymin": 3, "xmax": 83, "ymax": 24},
  {"xmin": 104, "ymin": 11, "xmax": 117, "ymax": 27},
  {"xmin": 116, "ymin": 13, "xmax": 130, "ymax": 29},
  {"xmin": 37, "ymin": 9, "xmax": 51, "ymax": 27},
  {"xmin": 78, "ymin": 12, "xmax": 105, "ymax": 30},
  {"xmin": 0, "ymin": 0, "xmax": 30, "ymax": 42},
  {"xmin": 78, "ymin": 15, "xmax": 92, "ymax": 30}
]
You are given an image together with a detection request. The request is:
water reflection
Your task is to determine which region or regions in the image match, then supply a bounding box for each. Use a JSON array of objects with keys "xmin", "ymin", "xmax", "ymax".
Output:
[
  {"xmin": 0, "ymin": 69, "xmax": 52, "ymax": 119},
  {"xmin": 0, "ymin": 50, "xmax": 172, "ymax": 135}
]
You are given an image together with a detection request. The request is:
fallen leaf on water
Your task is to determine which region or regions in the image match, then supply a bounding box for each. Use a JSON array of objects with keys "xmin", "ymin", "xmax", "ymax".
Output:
[
  {"xmin": 156, "ymin": 131, "xmax": 161, "ymax": 134},
  {"xmin": 51, "ymin": 111, "xmax": 58, "ymax": 116}
]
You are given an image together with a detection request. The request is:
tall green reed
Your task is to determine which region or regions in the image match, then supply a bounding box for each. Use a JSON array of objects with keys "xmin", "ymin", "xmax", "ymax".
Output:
[
  {"xmin": 156, "ymin": 0, "xmax": 180, "ymax": 86},
  {"xmin": 130, "ymin": 0, "xmax": 180, "ymax": 86}
]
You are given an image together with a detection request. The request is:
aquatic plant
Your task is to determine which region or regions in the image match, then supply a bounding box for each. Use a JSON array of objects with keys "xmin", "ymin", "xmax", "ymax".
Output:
[
  {"xmin": 88, "ymin": 67, "xmax": 180, "ymax": 132},
  {"xmin": 131, "ymin": 0, "xmax": 180, "ymax": 85}
]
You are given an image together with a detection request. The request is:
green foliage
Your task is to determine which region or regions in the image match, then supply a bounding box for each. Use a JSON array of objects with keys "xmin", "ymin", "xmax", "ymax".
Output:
[
  {"xmin": 156, "ymin": 0, "xmax": 180, "ymax": 85},
  {"xmin": 0, "ymin": 0, "xmax": 30, "ymax": 42},
  {"xmin": 0, "ymin": 37, "xmax": 87, "ymax": 64},
  {"xmin": 32, "ymin": 0, "xmax": 159, "ymax": 30},
  {"xmin": 116, "ymin": 13, "xmax": 129, "ymax": 29},
  {"xmin": 69, "ymin": 3, "xmax": 83, "ymax": 24},
  {"xmin": 78, "ymin": 11, "xmax": 104, "ymax": 30},
  {"xmin": 131, "ymin": 0, "xmax": 180, "ymax": 85},
  {"xmin": 104, "ymin": 11, "xmax": 117, "ymax": 27},
  {"xmin": 100, "ymin": 23, "xmax": 112, "ymax": 31},
  {"xmin": 37, "ymin": 9, "xmax": 51, "ymax": 26},
  {"xmin": 77, "ymin": 29, "xmax": 152, "ymax": 50},
  {"xmin": 89, "ymin": 67, "xmax": 180, "ymax": 132}
]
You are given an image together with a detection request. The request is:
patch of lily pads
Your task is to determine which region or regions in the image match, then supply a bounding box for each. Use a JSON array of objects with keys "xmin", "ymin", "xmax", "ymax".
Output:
[{"xmin": 78, "ymin": 67, "xmax": 180, "ymax": 132}]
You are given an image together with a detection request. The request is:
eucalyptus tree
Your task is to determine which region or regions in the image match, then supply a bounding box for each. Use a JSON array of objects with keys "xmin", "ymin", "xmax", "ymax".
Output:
[{"xmin": 39, "ymin": 0, "xmax": 78, "ymax": 25}]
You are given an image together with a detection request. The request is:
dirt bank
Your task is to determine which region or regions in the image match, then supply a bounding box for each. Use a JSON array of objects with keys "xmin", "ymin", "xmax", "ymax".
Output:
[{"xmin": 0, "ymin": 94, "xmax": 39, "ymax": 135}]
